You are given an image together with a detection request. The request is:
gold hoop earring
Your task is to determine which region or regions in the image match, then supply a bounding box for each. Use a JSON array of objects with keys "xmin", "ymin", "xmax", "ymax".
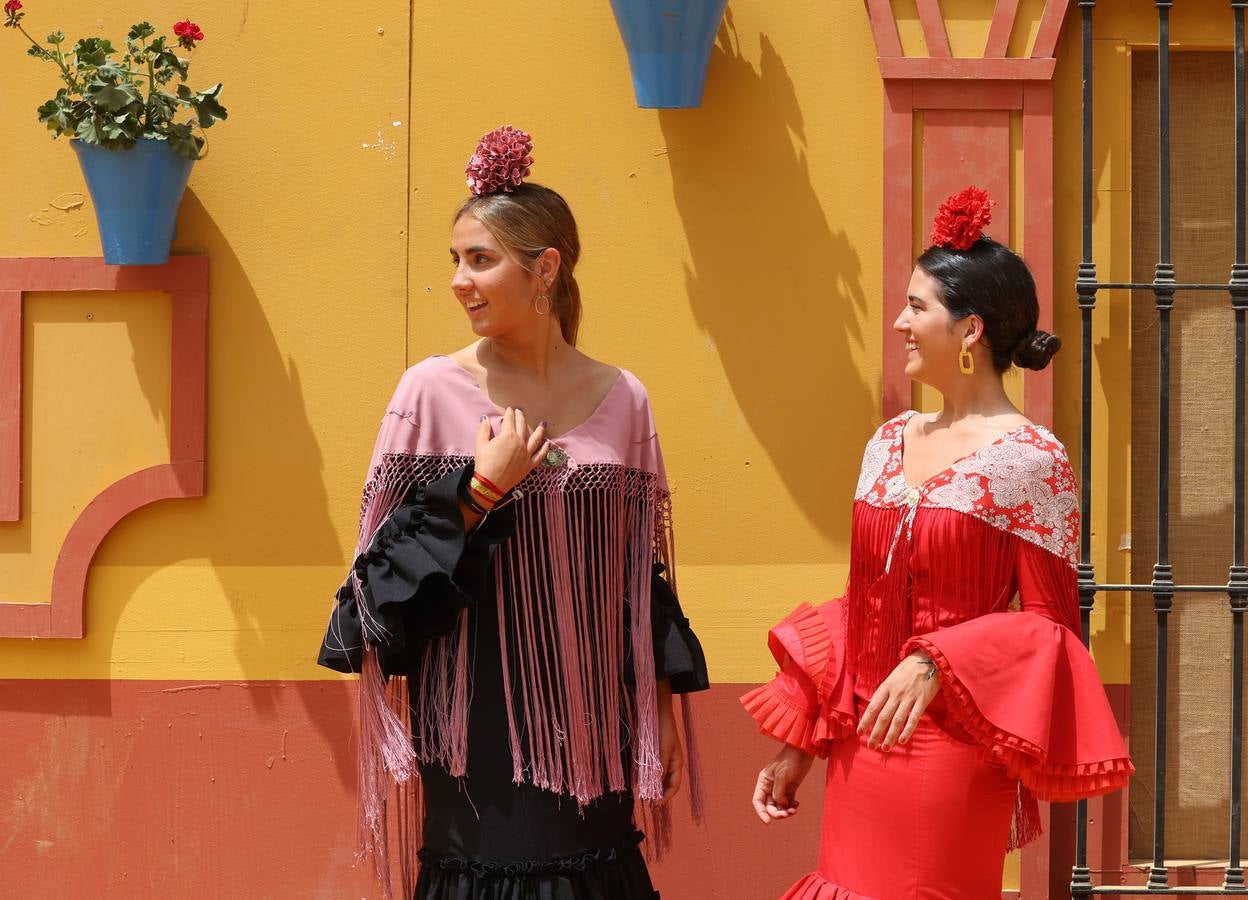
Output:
[
  {"xmin": 534, "ymin": 293, "xmax": 552, "ymax": 316},
  {"xmin": 959, "ymin": 341, "xmax": 975, "ymax": 375}
]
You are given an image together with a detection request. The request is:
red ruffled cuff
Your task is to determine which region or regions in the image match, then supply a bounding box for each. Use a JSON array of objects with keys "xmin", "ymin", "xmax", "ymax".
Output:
[
  {"xmin": 742, "ymin": 602, "xmax": 857, "ymax": 755},
  {"xmin": 905, "ymin": 612, "xmax": 1134, "ymax": 803},
  {"xmin": 741, "ymin": 680, "xmax": 825, "ymax": 757}
]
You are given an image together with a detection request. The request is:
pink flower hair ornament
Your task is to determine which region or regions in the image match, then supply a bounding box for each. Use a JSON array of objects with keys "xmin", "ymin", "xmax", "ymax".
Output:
[
  {"xmin": 465, "ymin": 125, "xmax": 534, "ymax": 195},
  {"xmin": 930, "ymin": 186, "xmax": 995, "ymax": 251}
]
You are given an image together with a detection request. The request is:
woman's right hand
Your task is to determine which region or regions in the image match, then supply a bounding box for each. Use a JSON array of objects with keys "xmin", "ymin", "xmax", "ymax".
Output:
[
  {"xmin": 752, "ymin": 744, "xmax": 815, "ymax": 825},
  {"xmin": 474, "ymin": 407, "xmax": 550, "ymax": 493}
]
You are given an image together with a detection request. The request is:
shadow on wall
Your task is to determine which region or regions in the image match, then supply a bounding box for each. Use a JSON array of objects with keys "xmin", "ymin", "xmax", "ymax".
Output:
[{"xmin": 658, "ymin": 14, "xmax": 874, "ymax": 546}]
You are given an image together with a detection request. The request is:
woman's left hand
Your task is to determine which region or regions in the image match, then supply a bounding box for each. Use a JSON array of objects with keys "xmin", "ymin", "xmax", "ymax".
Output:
[
  {"xmin": 657, "ymin": 679, "xmax": 683, "ymax": 806},
  {"xmin": 857, "ymin": 651, "xmax": 941, "ymax": 752}
]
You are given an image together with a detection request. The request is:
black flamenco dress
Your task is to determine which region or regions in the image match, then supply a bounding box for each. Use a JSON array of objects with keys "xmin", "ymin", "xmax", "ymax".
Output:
[{"xmin": 320, "ymin": 466, "xmax": 708, "ymax": 900}]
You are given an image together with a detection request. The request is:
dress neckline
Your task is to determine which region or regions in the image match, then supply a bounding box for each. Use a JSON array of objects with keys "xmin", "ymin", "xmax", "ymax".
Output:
[
  {"xmin": 896, "ymin": 410, "xmax": 1036, "ymax": 490},
  {"xmin": 433, "ymin": 354, "xmax": 625, "ymax": 441}
]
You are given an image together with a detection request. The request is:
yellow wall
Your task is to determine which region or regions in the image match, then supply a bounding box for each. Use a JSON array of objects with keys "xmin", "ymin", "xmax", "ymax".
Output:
[
  {"xmin": 407, "ymin": 0, "xmax": 883, "ymax": 684},
  {"xmin": 7, "ymin": 2, "xmax": 1208, "ymax": 893},
  {"xmin": 1, "ymin": 0, "xmax": 885, "ymax": 683},
  {"xmin": 0, "ymin": 0, "xmax": 409, "ymax": 677},
  {"xmin": 0, "ymin": 0, "xmax": 1159, "ymax": 703}
]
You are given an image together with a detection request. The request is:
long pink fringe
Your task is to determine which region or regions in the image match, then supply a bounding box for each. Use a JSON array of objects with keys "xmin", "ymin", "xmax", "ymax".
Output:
[{"xmin": 349, "ymin": 454, "xmax": 697, "ymax": 896}]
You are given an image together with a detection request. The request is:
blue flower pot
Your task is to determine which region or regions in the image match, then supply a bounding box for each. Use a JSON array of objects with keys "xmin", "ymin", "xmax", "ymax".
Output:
[
  {"xmin": 71, "ymin": 138, "xmax": 194, "ymax": 266},
  {"xmin": 609, "ymin": 0, "xmax": 730, "ymax": 109}
]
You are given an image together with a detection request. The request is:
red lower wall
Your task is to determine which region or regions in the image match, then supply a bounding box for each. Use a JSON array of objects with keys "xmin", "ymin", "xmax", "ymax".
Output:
[{"xmin": 0, "ymin": 681, "xmax": 821, "ymax": 899}]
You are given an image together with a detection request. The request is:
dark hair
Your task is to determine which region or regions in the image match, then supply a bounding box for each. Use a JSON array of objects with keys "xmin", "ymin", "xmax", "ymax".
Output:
[
  {"xmin": 455, "ymin": 183, "xmax": 583, "ymax": 346},
  {"xmin": 916, "ymin": 236, "xmax": 1061, "ymax": 372}
]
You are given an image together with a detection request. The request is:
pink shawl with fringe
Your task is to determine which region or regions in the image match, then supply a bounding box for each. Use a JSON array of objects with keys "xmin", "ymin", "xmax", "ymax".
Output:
[{"xmin": 339, "ymin": 355, "xmax": 698, "ymax": 893}]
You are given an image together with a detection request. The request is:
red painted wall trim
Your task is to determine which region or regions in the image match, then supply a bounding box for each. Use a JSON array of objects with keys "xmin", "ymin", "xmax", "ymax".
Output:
[
  {"xmin": 1022, "ymin": 82, "xmax": 1057, "ymax": 426},
  {"xmin": 879, "ymin": 57, "xmax": 1057, "ymax": 81},
  {"xmin": 985, "ymin": 0, "xmax": 1022, "ymax": 59},
  {"xmin": 0, "ymin": 257, "xmax": 208, "ymax": 638},
  {"xmin": 0, "ymin": 290, "xmax": 20, "ymax": 522},
  {"xmin": 916, "ymin": 0, "xmax": 952, "ymax": 58}
]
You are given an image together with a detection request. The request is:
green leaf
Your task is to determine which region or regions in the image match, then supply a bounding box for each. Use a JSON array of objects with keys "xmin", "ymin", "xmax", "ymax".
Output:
[
  {"xmin": 153, "ymin": 49, "xmax": 188, "ymax": 80},
  {"xmin": 187, "ymin": 82, "xmax": 227, "ymax": 128},
  {"xmin": 78, "ymin": 113, "xmax": 137, "ymax": 151},
  {"xmin": 94, "ymin": 62, "xmax": 127, "ymax": 82},
  {"xmin": 75, "ymin": 116, "xmax": 103, "ymax": 145},
  {"xmin": 26, "ymin": 44, "xmax": 51, "ymax": 60},
  {"xmin": 47, "ymin": 31, "xmax": 65, "ymax": 45},
  {"xmin": 36, "ymin": 91, "xmax": 78, "ymax": 136},
  {"xmin": 86, "ymin": 79, "xmax": 142, "ymax": 113},
  {"xmin": 73, "ymin": 37, "xmax": 116, "ymax": 68},
  {"xmin": 127, "ymin": 22, "xmax": 156, "ymax": 42},
  {"xmin": 146, "ymin": 90, "xmax": 179, "ymax": 124},
  {"xmin": 165, "ymin": 123, "xmax": 203, "ymax": 160}
]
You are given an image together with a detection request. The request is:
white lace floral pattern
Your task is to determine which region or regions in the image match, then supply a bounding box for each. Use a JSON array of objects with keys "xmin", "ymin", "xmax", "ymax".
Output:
[{"xmin": 855, "ymin": 411, "xmax": 1079, "ymax": 567}]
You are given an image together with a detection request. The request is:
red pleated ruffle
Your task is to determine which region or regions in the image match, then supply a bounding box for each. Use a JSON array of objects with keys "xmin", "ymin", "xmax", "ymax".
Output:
[
  {"xmin": 905, "ymin": 611, "xmax": 1134, "ymax": 803},
  {"xmin": 780, "ymin": 872, "xmax": 873, "ymax": 900},
  {"xmin": 740, "ymin": 681, "xmax": 823, "ymax": 756},
  {"xmin": 742, "ymin": 602, "xmax": 856, "ymax": 756}
]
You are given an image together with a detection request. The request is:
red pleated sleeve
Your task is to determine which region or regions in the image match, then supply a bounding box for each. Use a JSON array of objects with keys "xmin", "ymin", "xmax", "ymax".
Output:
[
  {"xmin": 741, "ymin": 601, "xmax": 857, "ymax": 757},
  {"xmin": 903, "ymin": 539, "xmax": 1133, "ymax": 802}
]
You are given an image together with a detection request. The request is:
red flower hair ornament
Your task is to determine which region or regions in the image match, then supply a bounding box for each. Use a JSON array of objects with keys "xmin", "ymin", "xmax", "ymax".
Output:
[
  {"xmin": 930, "ymin": 186, "xmax": 994, "ymax": 251},
  {"xmin": 466, "ymin": 125, "xmax": 534, "ymax": 195}
]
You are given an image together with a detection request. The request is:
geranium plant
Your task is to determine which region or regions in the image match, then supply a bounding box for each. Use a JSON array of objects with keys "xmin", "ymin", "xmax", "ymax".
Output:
[{"xmin": 4, "ymin": 2, "xmax": 226, "ymax": 160}]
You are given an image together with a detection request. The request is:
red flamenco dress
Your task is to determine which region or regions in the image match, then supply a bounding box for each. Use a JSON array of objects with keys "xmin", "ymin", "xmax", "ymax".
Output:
[{"xmin": 742, "ymin": 412, "xmax": 1133, "ymax": 900}]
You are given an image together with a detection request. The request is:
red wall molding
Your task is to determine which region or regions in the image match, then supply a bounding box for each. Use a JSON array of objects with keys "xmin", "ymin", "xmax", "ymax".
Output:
[
  {"xmin": 0, "ymin": 257, "xmax": 208, "ymax": 638},
  {"xmin": 867, "ymin": 0, "xmax": 1070, "ymax": 429}
]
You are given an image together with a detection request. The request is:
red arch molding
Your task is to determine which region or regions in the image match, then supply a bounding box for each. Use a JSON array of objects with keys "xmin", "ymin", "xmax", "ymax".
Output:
[{"xmin": 0, "ymin": 256, "xmax": 208, "ymax": 639}]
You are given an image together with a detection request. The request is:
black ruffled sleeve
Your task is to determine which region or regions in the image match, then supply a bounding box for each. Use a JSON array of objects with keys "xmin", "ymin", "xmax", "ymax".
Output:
[
  {"xmin": 317, "ymin": 464, "xmax": 515, "ymax": 676},
  {"xmin": 650, "ymin": 562, "xmax": 710, "ymax": 694}
]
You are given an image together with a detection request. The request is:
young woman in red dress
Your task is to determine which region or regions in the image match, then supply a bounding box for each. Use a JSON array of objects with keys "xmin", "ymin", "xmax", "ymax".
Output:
[{"xmin": 743, "ymin": 188, "xmax": 1133, "ymax": 899}]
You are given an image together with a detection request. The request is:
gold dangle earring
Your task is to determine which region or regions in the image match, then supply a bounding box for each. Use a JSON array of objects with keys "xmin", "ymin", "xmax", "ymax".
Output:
[
  {"xmin": 533, "ymin": 278, "xmax": 552, "ymax": 315},
  {"xmin": 959, "ymin": 340, "xmax": 975, "ymax": 375}
]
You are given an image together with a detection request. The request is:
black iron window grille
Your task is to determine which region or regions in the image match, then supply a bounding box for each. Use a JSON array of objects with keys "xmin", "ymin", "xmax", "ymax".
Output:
[{"xmin": 1072, "ymin": 1, "xmax": 1248, "ymax": 894}]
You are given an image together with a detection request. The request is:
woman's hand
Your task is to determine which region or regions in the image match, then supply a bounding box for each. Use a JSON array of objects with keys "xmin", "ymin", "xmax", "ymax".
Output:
[
  {"xmin": 857, "ymin": 651, "xmax": 941, "ymax": 752},
  {"xmin": 752, "ymin": 744, "xmax": 814, "ymax": 824},
  {"xmin": 657, "ymin": 680, "xmax": 683, "ymax": 806},
  {"xmin": 474, "ymin": 407, "xmax": 549, "ymax": 493}
]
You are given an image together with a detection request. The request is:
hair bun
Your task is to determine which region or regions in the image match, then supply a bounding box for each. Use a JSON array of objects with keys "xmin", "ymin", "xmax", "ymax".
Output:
[{"xmin": 1013, "ymin": 330, "xmax": 1062, "ymax": 370}]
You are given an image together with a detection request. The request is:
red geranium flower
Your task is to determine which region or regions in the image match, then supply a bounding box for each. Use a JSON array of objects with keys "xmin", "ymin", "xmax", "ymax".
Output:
[
  {"xmin": 930, "ymin": 186, "xmax": 994, "ymax": 251},
  {"xmin": 4, "ymin": 2, "xmax": 23, "ymax": 15},
  {"xmin": 173, "ymin": 19, "xmax": 204, "ymax": 50}
]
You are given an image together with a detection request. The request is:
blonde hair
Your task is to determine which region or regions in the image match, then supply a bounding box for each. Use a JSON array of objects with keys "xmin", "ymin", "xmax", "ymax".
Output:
[{"xmin": 455, "ymin": 183, "xmax": 582, "ymax": 345}]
